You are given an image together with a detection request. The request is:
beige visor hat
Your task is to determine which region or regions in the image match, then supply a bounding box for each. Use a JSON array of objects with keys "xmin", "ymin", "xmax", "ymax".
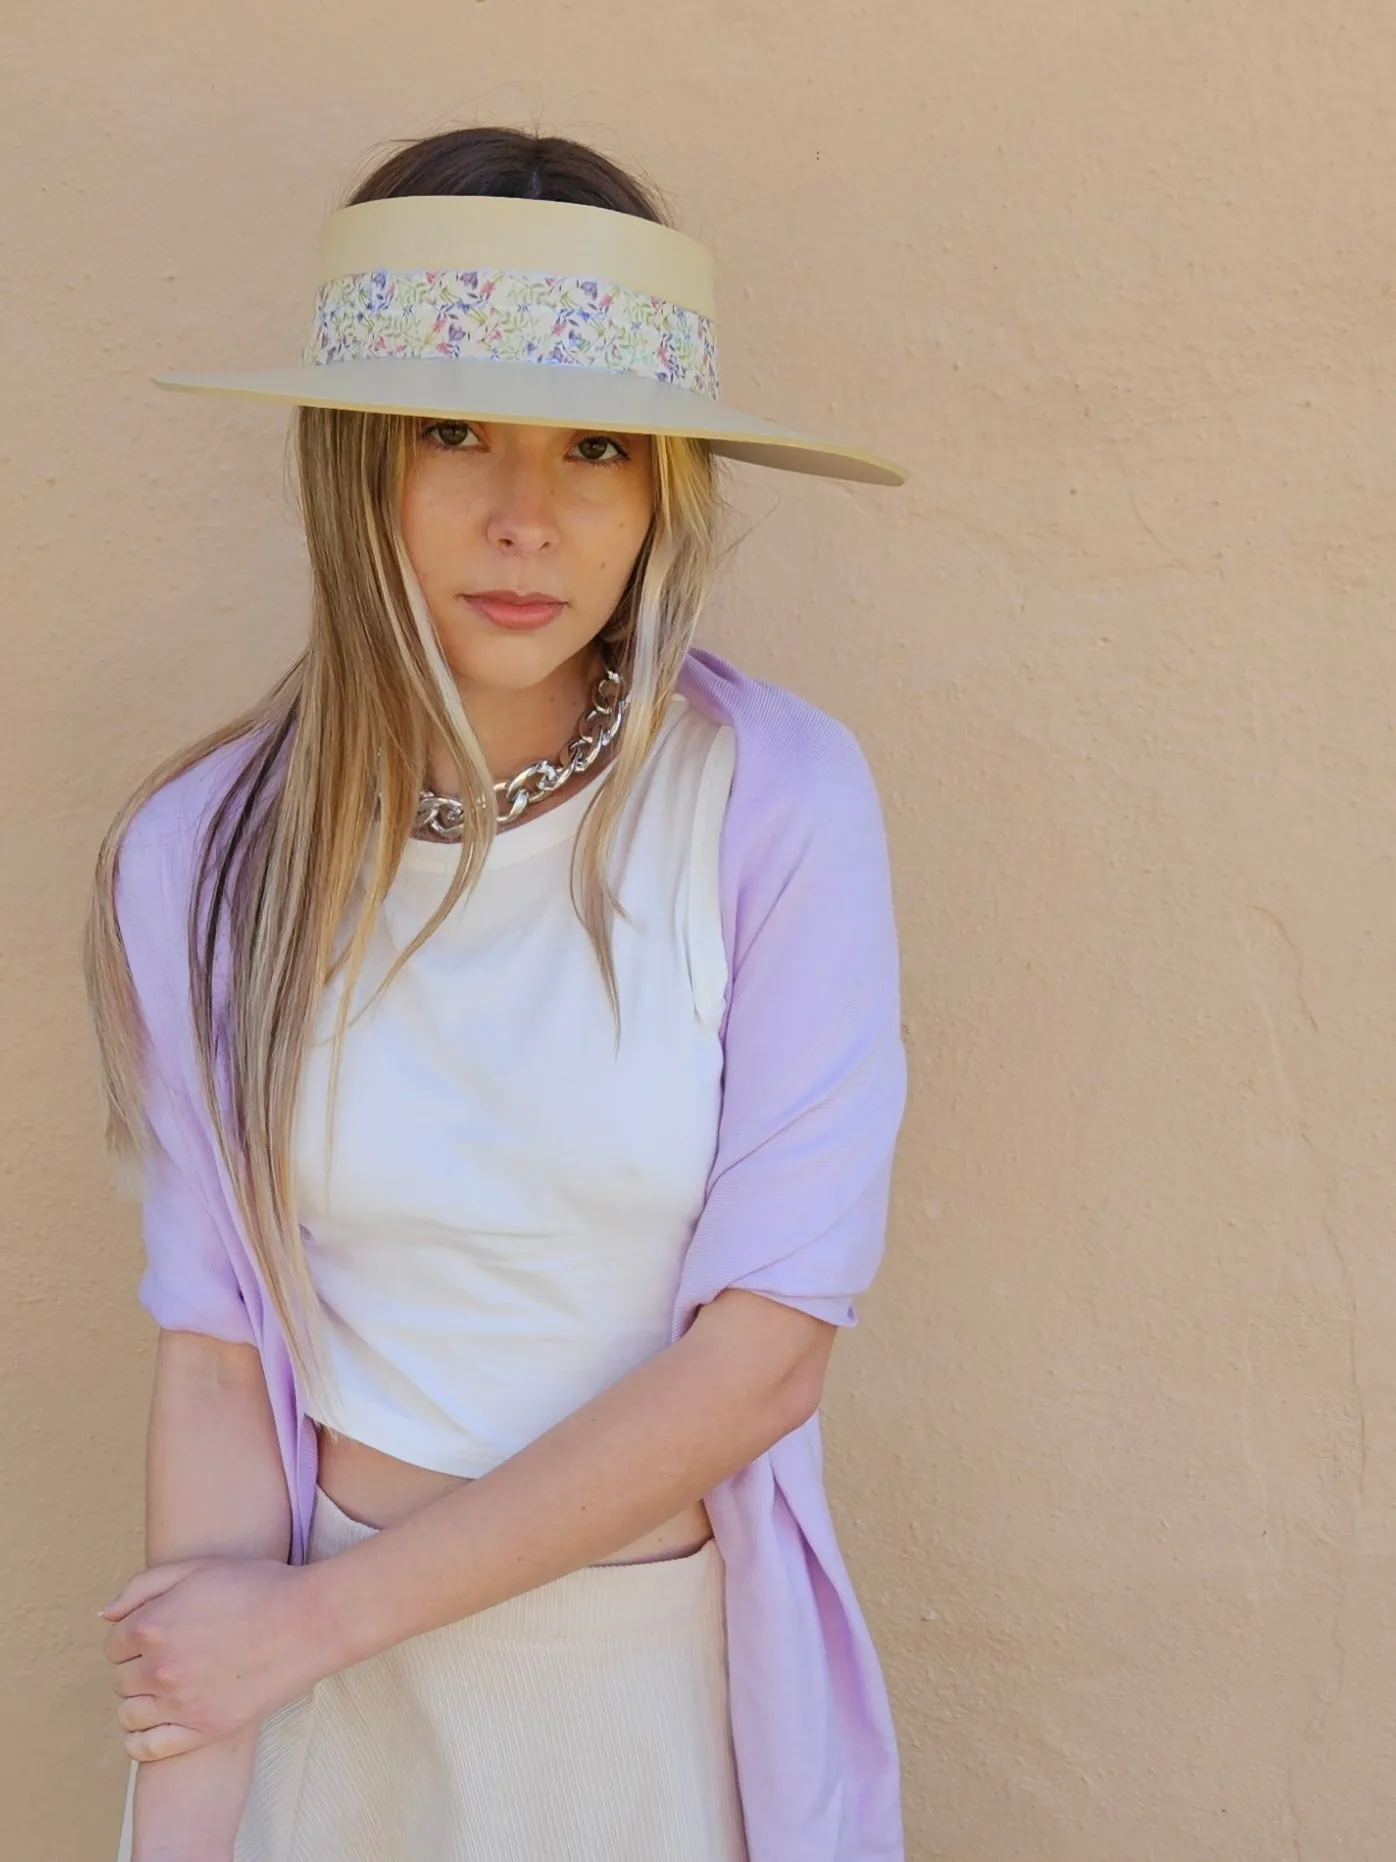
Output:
[{"xmin": 153, "ymin": 193, "xmax": 907, "ymax": 488}]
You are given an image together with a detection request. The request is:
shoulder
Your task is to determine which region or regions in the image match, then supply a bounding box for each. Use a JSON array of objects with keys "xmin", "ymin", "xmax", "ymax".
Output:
[
  {"xmin": 122, "ymin": 725, "xmax": 274, "ymax": 859},
  {"xmin": 115, "ymin": 726, "xmax": 272, "ymax": 923},
  {"xmin": 678, "ymin": 645, "xmax": 887, "ymax": 848},
  {"xmin": 679, "ymin": 646, "xmax": 879, "ymax": 799},
  {"xmin": 679, "ymin": 653, "xmax": 903, "ymax": 1034}
]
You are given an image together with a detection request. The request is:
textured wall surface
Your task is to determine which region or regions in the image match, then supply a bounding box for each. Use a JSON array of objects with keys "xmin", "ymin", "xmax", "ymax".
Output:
[{"xmin": 5, "ymin": 3, "xmax": 1396, "ymax": 1857}]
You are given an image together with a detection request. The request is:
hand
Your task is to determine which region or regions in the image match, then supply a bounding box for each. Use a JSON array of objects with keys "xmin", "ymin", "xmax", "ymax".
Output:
[{"xmin": 98, "ymin": 1555, "xmax": 328, "ymax": 1762}]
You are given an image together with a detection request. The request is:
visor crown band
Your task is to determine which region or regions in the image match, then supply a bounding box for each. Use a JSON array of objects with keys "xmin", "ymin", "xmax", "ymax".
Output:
[{"xmin": 302, "ymin": 265, "xmax": 720, "ymax": 400}]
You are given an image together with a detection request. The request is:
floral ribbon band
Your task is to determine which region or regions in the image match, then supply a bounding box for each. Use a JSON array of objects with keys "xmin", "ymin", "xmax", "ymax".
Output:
[{"xmin": 301, "ymin": 266, "xmax": 721, "ymax": 400}]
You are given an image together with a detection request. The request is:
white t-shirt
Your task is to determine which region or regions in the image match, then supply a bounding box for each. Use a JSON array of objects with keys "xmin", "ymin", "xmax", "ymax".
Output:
[{"xmin": 292, "ymin": 692, "xmax": 736, "ymax": 1476}]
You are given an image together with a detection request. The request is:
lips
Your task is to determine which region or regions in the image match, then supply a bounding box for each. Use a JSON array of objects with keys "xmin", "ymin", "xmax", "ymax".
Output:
[{"xmin": 464, "ymin": 593, "xmax": 566, "ymax": 630}]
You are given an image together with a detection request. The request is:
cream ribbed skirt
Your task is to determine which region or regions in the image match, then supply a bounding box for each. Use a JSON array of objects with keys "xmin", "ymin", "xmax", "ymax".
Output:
[{"xmin": 115, "ymin": 1484, "xmax": 750, "ymax": 1862}]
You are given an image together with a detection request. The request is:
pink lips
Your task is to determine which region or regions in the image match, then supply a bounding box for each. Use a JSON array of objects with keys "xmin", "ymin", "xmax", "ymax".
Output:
[{"xmin": 465, "ymin": 593, "xmax": 565, "ymax": 630}]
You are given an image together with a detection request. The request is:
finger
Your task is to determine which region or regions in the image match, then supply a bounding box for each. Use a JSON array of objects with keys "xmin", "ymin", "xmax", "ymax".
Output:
[
  {"xmin": 124, "ymin": 1722, "xmax": 204, "ymax": 1764},
  {"xmin": 102, "ymin": 1617, "xmax": 152, "ymax": 1666},
  {"xmin": 98, "ymin": 1561, "xmax": 200, "ymax": 1621},
  {"xmin": 115, "ymin": 1694, "xmax": 164, "ymax": 1735},
  {"xmin": 110, "ymin": 1656, "xmax": 153, "ymax": 1698}
]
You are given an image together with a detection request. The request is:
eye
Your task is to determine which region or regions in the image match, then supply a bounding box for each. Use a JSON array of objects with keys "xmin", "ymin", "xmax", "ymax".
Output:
[
  {"xmin": 422, "ymin": 420, "xmax": 479, "ymax": 450},
  {"xmin": 572, "ymin": 434, "xmax": 630, "ymax": 466}
]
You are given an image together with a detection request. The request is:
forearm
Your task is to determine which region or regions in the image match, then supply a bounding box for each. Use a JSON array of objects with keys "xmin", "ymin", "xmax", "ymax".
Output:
[
  {"xmin": 131, "ymin": 1329, "xmax": 289, "ymax": 1862},
  {"xmin": 145, "ymin": 1329, "xmax": 290, "ymax": 1566},
  {"xmin": 310, "ymin": 1288, "xmax": 833, "ymax": 1669},
  {"xmin": 130, "ymin": 1734, "xmax": 259, "ymax": 1862}
]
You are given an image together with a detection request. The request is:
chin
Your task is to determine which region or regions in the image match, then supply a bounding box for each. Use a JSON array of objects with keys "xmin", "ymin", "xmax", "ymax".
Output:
[{"xmin": 439, "ymin": 624, "xmax": 602, "ymax": 694}]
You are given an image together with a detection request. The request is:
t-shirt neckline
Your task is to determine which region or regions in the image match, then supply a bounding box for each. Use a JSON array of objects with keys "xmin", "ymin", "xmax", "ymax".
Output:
[{"xmin": 396, "ymin": 693, "xmax": 688, "ymax": 874}]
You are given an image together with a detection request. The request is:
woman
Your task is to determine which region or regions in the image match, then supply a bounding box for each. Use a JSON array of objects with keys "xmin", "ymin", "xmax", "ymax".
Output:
[{"xmin": 86, "ymin": 126, "xmax": 910, "ymax": 1862}]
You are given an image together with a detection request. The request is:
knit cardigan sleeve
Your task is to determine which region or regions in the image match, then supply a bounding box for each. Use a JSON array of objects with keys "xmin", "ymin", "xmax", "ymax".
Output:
[
  {"xmin": 676, "ymin": 687, "xmax": 908, "ymax": 1332},
  {"xmin": 113, "ymin": 793, "xmax": 259, "ymax": 1347}
]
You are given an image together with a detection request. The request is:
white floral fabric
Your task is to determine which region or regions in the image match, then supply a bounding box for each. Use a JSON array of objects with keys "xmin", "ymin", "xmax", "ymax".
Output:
[{"xmin": 302, "ymin": 267, "xmax": 720, "ymax": 399}]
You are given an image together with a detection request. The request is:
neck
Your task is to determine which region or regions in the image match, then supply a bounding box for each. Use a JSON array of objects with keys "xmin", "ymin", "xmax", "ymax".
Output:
[{"xmin": 425, "ymin": 645, "xmax": 607, "ymax": 794}]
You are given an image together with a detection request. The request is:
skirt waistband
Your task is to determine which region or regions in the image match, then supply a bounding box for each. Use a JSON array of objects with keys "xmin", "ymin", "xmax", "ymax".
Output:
[{"xmin": 308, "ymin": 1484, "xmax": 727, "ymax": 1643}]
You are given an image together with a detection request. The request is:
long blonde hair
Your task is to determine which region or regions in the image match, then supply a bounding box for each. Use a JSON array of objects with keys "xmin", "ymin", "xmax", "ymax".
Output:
[{"xmin": 83, "ymin": 129, "xmax": 731, "ymax": 1408}]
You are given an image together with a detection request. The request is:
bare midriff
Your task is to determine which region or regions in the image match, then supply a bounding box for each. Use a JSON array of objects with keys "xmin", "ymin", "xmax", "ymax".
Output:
[{"xmin": 314, "ymin": 1423, "xmax": 715, "ymax": 1565}]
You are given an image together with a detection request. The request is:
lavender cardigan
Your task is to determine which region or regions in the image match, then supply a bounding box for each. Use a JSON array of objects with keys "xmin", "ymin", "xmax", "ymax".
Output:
[{"xmin": 113, "ymin": 644, "xmax": 909, "ymax": 1862}]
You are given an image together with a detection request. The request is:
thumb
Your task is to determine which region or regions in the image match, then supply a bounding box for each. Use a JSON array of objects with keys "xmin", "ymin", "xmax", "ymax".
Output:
[{"xmin": 98, "ymin": 1559, "xmax": 202, "ymax": 1620}]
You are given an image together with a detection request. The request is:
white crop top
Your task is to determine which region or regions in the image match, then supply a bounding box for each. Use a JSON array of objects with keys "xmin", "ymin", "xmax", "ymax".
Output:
[{"xmin": 292, "ymin": 693, "xmax": 736, "ymax": 1476}]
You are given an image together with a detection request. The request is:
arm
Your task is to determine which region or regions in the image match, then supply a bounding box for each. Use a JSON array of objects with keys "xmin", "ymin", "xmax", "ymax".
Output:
[
  {"xmin": 124, "ymin": 1329, "xmax": 288, "ymax": 1862},
  {"xmin": 306, "ymin": 1285, "xmax": 835, "ymax": 1667},
  {"xmin": 102, "ymin": 1286, "xmax": 837, "ymax": 1763}
]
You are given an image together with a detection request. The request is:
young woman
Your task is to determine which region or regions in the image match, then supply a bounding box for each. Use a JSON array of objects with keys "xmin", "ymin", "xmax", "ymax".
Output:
[{"xmin": 86, "ymin": 126, "xmax": 910, "ymax": 1862}]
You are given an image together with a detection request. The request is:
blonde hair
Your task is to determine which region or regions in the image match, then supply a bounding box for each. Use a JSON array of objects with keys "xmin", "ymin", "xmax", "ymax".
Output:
[{"xmin": 83, "ymin": 406, "xmax": 727, "ymax": 1409}]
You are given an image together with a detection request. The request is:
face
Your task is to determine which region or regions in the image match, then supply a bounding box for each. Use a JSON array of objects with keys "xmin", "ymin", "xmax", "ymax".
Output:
[{"xmin": 398, "ymin": 418, "xmax": 654, "ymax": 702}]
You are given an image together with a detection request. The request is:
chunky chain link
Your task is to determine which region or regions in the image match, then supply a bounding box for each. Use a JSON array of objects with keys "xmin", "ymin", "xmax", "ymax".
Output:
[{"xmin": 412, "ymin": 662, "xmax": 629, "ymax": 842}]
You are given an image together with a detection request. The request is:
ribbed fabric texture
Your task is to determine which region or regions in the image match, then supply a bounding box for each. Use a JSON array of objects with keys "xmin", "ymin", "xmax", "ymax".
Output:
[{"xmin": 114, "ymin": 1485, "xmax": 750, "ymax": 1862}]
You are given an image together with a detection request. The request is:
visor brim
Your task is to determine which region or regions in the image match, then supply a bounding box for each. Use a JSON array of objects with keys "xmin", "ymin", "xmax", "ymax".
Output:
[{"xmin": 152, "ymin": 356, "xmax": 908, "ymax": 488}]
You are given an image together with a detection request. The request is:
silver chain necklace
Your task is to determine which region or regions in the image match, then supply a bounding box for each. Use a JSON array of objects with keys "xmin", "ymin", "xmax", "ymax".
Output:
[{"xmin": 412, "ymin": 661, "xmax": 629, "ymax": 843}]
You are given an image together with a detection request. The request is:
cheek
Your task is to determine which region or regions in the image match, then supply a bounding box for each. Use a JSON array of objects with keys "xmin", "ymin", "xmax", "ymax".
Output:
[
  {"xmin": 398, "ymin": 474, "xmax": 433, "ymax": 549},
  {"xmin": 593, "ymin": 481, "xmax": 653, "ymax": 566},
  {"xmin": 400, "ymin": 476, "xmax": 468, "ymax": 588}
]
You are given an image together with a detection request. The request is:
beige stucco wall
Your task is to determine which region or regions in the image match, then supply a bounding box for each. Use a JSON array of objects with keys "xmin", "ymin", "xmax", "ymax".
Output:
[{"xmin": 7, "ymin": 2, "xmax": 1396, "ymax": 1856}]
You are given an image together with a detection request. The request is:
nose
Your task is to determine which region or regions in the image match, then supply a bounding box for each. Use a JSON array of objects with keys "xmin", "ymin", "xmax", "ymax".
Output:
[{"xmin": 481, "ymin": 444, "xmax": 563, "ymax": 555}]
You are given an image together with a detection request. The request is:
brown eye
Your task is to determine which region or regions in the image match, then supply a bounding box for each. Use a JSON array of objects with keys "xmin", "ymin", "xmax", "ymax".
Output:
[
  {"xmin": 573, "ymin": 434, "xmax": 628, "ymax": 465},
  {"xmin": 425, "ymin": 421, "xmax": 477, "ymax": 449}
]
